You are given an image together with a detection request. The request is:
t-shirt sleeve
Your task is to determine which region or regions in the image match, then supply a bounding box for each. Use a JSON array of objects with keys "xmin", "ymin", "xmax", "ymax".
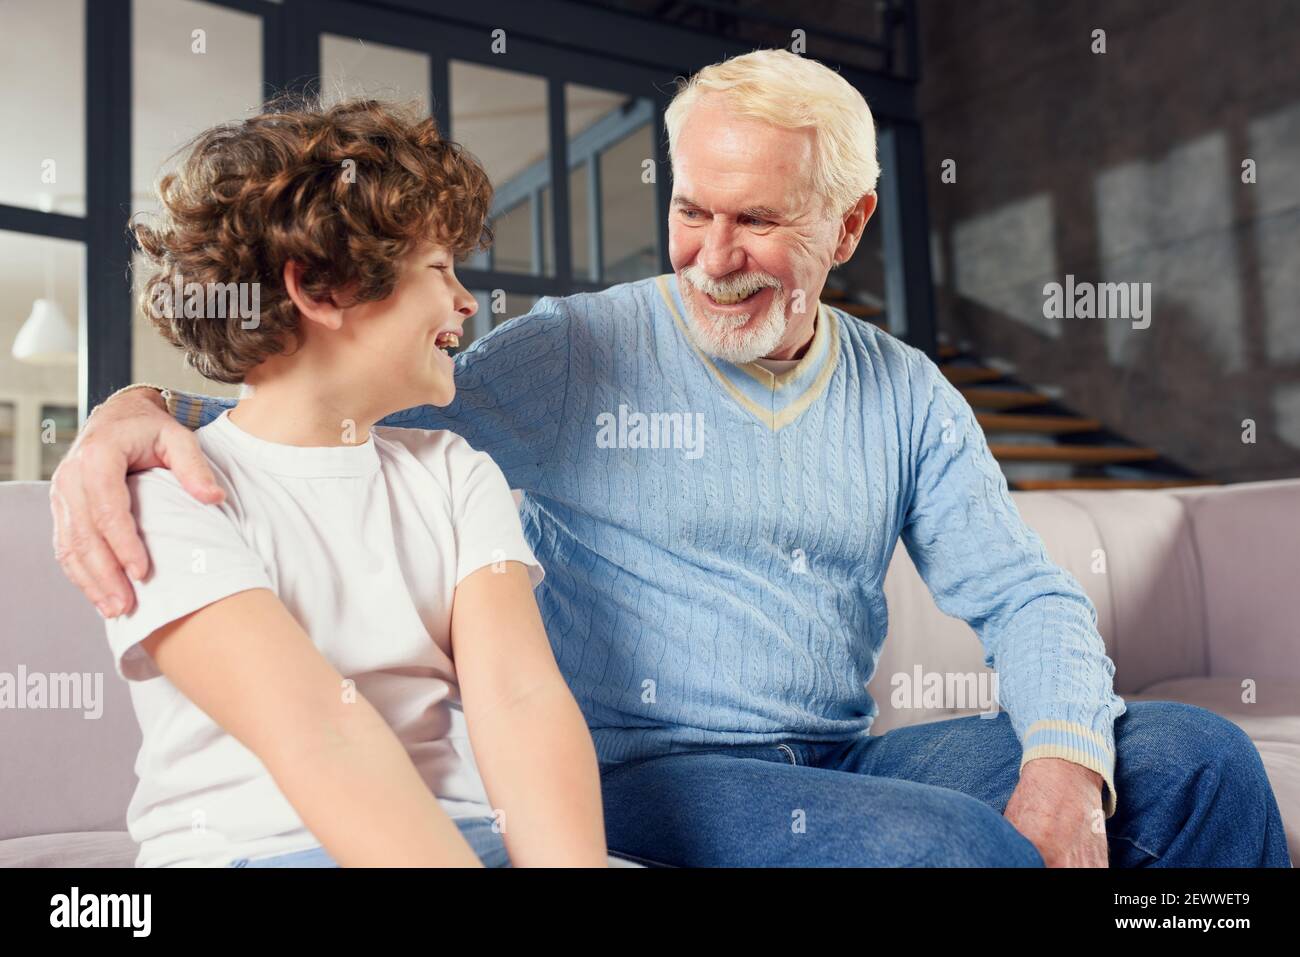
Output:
[
  {"xmin": 445, "ymin": 439, "xmax": 545, "ymax": 590},
  {"xmin": 103, "ymin": 469, "xmax": 274, "ymax": 682}
]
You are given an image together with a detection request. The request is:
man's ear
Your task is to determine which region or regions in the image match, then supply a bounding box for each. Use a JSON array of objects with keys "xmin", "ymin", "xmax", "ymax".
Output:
[
  {"xmin": 831, "ymin": 191, "xmax": 877, "ymax": 266},
  {"xmin": 282, "ymin": 260, "xmax": 345, "ymax": 330}
]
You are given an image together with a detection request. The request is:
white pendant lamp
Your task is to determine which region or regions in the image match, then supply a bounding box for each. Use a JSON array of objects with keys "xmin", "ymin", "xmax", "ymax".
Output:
[
  {"xmin": 12, "ymin": 298, "xmax": 77, "ymax": 365},
  {"xmin": 12, "ymin": 246, "xmax": 77, "ymax": 365}
]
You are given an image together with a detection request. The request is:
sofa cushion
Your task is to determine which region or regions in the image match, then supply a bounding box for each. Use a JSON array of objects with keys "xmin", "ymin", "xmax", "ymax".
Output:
[{"xmin": 0, "ymin": 830, "xmax": 138, "ymax": 867}]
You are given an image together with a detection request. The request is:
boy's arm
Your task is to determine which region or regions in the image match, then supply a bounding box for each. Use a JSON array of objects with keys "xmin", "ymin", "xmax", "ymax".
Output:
[
  {"xmin": 450, "ymin": 562, "xmax": 607, "ymax": 867},
  {"xmin": 142, "ymin": 586, "xmax": 482, "ymax": 867}
]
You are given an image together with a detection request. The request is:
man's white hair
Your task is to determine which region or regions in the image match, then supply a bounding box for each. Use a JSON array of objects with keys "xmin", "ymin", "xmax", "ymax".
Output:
[{"xmin": 664, "ymin": 48, "xmax": 880, "ymax": 217}]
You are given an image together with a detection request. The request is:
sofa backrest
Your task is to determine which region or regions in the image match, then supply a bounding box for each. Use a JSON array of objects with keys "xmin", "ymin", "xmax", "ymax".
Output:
[{"xmin": 1167, "ymin": 479, "xmax": 1300, "ymax": 682}]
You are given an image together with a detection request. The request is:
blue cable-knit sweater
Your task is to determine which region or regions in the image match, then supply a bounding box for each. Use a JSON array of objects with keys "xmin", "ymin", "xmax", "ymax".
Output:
[{"xmin": 172, "ymin": 273, "xmax": 1127, "ymax": 815}]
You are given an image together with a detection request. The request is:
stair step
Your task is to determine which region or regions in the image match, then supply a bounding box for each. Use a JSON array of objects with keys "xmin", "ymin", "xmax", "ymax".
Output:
[
  {"xmin": 990, "ymin": 444, "xmax": 1161, "ymax": 464},
  {"xmin": 819, "ymin": 298, "xmax": 1205, "ymax": 484},
  {"xmin": 961, "ymin": 388, "xmax": 1051, "ymax": 410},
  {"xmin": 1013, "ymin": 478, "xmax": 1218, "ymax": 490},
  {"xmin": 943, "ymin": 366, "xmax": 1004, "ymax": 386},
  {"xmin": 976, "ymin": 413, "xmax": 1102, "ymax": 434}
]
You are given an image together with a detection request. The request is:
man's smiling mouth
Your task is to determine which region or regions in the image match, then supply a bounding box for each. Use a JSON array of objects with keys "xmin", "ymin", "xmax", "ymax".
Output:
[{"xmin": 705, "ymin": 288, "xmax": 763, "ymax": 306}]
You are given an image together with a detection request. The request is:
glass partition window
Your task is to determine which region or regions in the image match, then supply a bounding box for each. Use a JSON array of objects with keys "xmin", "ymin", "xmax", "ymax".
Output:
[
  {"xmin": 451, "ymin": 61, "xmax": 552, "ymax": 277},
  {"xmin": 598, "ymin": 123, "xmax": 658, "ymax": 282},
  {"xmin": 320, "ymin": 34, "xmax": 431, "ymax": 114},
  {"xmin": 0, "ymin": 231, "xmax": 83, "ymax": 480},
  {"xmin": 132, "ymin": 0, "xmax": 264, "ymax": 219},
  {"xmin": 565, "ymin": 84, "xmax": 658, "ymax": 284},
  {"xmin": 0, "ymin": 0, "xmax": 85, "ymax": 216},
  {"xmin": 39, "ymin": 404, "xmax": 78, "ymax": 480}
]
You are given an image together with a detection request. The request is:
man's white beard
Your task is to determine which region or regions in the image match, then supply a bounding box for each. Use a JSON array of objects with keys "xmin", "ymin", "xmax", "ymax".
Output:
[{"xmin": 678, "ymin": 266, "xmax": 788, "ymax": 364}]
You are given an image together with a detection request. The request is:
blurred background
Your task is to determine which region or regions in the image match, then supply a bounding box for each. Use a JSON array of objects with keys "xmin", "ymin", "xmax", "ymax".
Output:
[{"xmin": 1, "ymin": 0, "xmax": 1296, "ymax": 488}]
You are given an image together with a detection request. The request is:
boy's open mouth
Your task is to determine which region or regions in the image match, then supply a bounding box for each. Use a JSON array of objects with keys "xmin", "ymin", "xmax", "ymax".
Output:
[{"xmin": 434, "ymin": 331, "xmax": 460, "ymax": 356}]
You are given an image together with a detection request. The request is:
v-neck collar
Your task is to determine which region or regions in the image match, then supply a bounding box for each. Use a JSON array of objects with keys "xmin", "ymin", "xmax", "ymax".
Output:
[{"xmin": 655, "ymin": 273, "xmax": 840, "ymax": 431}]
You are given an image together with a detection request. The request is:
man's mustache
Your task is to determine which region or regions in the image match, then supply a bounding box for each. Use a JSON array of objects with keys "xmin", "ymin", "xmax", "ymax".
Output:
[{"xmin": 681, "ymin": 265, "xmax": 782, "ymax": 300}]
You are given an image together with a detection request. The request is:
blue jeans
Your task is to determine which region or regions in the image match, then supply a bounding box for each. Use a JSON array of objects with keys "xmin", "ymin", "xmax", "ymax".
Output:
[
  {"xmin": 228, "ymin": 815, "xmax": 511, "ymax": 867},
  {"xmin": 598, "ymin": 701, "xmax": 1293, "ymax": 867}
]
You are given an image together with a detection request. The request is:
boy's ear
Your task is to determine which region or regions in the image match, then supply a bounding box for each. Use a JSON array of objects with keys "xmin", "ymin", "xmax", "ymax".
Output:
[{"xmin": 282, "ymin": 260, "xmax": 345, "ymax": 330}]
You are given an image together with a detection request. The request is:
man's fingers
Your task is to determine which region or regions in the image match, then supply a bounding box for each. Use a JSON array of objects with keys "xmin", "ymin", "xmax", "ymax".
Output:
[
  {"xmin": 51, "ymin": 491, "xmax": 109, "ymax": 612},
  {"xmin": 157, "ymin": 426, "xmax": 224, "ymax": 505},
  {"xmin": 51, "ymin": 477, "xmax": 136, "ymax": 617},
  {"xmin": 62, "ymin": 551, "xmax": 128, "ymax": 620},
  {"xmin": 89, "ymin": 455, "xmax": 152, "ymax": 583}
]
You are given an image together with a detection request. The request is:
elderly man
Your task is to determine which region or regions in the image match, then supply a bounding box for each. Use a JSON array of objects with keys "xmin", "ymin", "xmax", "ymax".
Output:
[{"xmin": 54, "ymin": 49, "xmax": 1288, "ymax": 867}]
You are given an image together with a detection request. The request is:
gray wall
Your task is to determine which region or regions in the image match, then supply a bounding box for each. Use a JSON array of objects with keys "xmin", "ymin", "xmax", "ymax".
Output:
[{"xmin": 917, "ymin": 0, "xmax": 1300, "ymax": 482}]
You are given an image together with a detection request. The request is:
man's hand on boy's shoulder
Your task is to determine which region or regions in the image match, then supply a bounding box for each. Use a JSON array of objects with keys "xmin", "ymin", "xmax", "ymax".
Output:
[{"xmin": 50, "ymin": 384, "xmax": 225, "ymax": 619}]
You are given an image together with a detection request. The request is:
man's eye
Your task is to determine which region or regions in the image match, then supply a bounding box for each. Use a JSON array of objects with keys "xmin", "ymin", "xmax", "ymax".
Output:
[{"xmin": 680, "ymin": 209, "xmax": 702, "ymax": 221}]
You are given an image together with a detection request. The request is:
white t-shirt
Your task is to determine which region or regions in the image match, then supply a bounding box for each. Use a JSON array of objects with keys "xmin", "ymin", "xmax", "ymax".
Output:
[{"xmin": 104, "ymin": 408, "xmax": 543, "ymax": 867}]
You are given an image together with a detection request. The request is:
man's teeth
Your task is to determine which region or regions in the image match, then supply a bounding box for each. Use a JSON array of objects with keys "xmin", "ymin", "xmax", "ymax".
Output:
[{"xmin": 708, "ymin": 289, "xmax": 760, "ymax": 305}]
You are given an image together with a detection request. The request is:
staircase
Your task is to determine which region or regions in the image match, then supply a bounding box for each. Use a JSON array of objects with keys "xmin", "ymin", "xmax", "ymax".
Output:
[{"xmin": 821, "ymin": 290, "xmax": 1217, "ymax": 491}]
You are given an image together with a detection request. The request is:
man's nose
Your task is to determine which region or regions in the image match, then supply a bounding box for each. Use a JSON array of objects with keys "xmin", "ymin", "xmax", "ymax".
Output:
[{"xmin": 699, "ymin": 220, "xmax": 745, "ymax": 278}]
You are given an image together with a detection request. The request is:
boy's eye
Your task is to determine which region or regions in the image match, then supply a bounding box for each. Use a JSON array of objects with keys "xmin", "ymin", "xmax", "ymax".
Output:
[{"xmin": 430, "ymin": 263, "xmax": 449, "ymax": 271}]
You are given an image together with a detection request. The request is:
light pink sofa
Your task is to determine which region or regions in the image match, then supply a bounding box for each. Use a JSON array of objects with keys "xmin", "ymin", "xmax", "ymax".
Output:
[{"xmin": 2, "ymin": 478, "xmax": 1296, "ymax": 865}]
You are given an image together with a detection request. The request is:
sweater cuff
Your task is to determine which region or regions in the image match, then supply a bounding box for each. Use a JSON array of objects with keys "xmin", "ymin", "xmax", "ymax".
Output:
[
  {"xmin": 1019, "ymin": 718, "xmax": 1118, "ymax": 819},
  {"xmin": 164, "ymin": 388, "xmax": 231, "ymax": 431}
]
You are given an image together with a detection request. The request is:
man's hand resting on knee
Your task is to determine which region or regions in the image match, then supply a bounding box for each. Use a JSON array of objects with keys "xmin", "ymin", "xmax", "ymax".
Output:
[
  {"xmin": 50, "ymin": 386, "xmax": 224, "ymax": 619},
  {"xmin": 1004, "ymin": 757, "xmax": 1109, "ymax": 867}
]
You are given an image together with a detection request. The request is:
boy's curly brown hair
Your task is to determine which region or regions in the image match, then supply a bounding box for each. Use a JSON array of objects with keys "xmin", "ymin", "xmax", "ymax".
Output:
[{"xmin": 132, "ymin": 96, "xmax": 494, "ymax": 383}]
